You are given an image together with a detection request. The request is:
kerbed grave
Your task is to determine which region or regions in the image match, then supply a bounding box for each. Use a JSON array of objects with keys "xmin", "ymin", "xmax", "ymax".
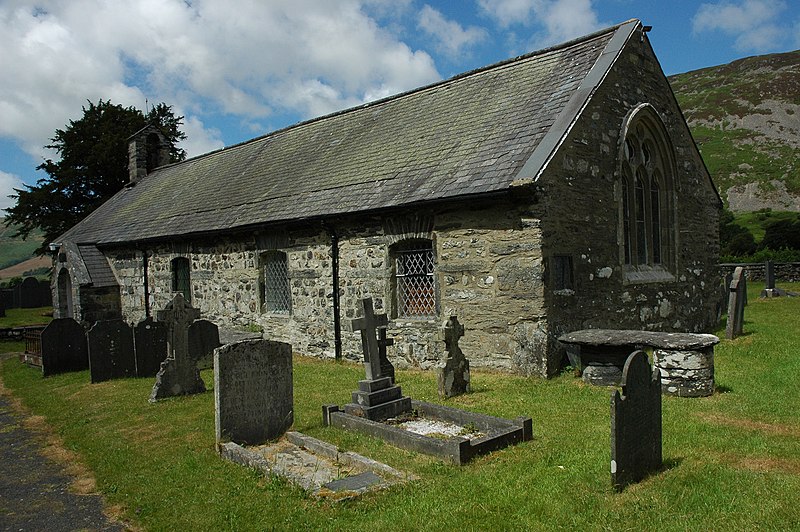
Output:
[
  {"xmin": 215, "ymin": 338, "xmax": 414, "ymax": 499},
  {"xmin": 323, "ymin": 297, "xmax": 532, "ymax": 465}
]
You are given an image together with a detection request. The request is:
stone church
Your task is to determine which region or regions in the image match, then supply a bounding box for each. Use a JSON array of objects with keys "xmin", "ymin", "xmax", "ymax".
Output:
[{"xmin": 52, "ymin": 19, "xmax": 722, "ymax": 377}]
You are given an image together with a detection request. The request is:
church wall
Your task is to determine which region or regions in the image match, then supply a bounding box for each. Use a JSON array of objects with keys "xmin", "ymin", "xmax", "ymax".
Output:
[
  {"xmin": 537, "ymin": 31, "xmax": 723, "ymax": 373},
  {"xmin": 103, "ymin": 199, "xmax": 550, "ymax": 375}
]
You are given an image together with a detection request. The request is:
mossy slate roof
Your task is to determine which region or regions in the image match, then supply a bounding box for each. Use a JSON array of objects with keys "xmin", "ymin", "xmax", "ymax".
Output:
[{"xmin": 60, "ymin": 20, "xmax": 640, "ymax": 246}]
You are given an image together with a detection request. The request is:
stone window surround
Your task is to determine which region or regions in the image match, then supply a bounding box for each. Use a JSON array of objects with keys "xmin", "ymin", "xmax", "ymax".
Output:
[{"xmin": 618, "ymin": 103, "xmax": 677, "ymax": 284}]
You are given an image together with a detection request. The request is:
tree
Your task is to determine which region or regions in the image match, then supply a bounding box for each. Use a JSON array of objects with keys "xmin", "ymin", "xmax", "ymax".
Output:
[
  {"xmin": 719, "ymin": 208, "xmax": 757, "ymax": 258},
  {"xmin": 4, "ymin": 100, "xmax": 187, "ymax": 254},
  {"xmin": 760, "ymin": 217, "xmax": 800, "ymax": 251}
]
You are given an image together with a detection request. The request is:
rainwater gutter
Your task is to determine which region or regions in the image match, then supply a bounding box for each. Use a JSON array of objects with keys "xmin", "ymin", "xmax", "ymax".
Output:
[
  {"xmin": 141, "ymin": 249, "xmax": 151, "ymax": 318},
  {"xmin": 323, "ymin": 222, "xmax": 342, "ymax": 361}
]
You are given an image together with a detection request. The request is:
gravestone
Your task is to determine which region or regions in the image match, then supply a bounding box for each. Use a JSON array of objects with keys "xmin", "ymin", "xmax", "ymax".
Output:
[
  {"xmin": 214, "ymin": 339, "xmax": 293, "ymax": 446},
  {"xmin": 40, "ymin": 318, "xmax": 89, "ymax": 377},
  {"xmin": 436, "ymin": 316, "xmax": 470, "ymax": 398},
  {"xmin": 87, "ymin": 319, "xmax": 136, "ymax": 383},
  {"xmin": 344, "ymin": 297, "xmax": 411, "ymax": 421},
  {"xmin": 725, "ymin": 266, "xmax": 746, "ymax": 339},
  {"xmin": 188, "ymin": 319, "xmax": 221, "ymax": 370},
  {"xmin": 611, "ymin": 350, "xmax": 662, "ymax": 491},
  {"xmin": 0, "ymin": 297, "xmax": 4, "ymax": 318},
  {"xmin": 149, "ymin": 294, "xmax": 206, "ymax": 402},
  {"xmin": 134, "ymin": 317, "xmax": 167, "ymax": 377}
]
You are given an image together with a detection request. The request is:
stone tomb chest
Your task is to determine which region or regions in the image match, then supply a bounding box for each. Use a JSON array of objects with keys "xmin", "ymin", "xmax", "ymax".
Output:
[{"xmin": 559, "ymin": 329, "xmax": 719, "ymax": 397}]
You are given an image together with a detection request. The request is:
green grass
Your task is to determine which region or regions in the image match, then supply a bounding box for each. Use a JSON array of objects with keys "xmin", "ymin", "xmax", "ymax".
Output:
[
  {"xmin": 1, "ymin": 286, "xmax": 799, "ymax": 530},
  {"xmin": 0, "ymin": 307, "xmax": 52, "ymax": 329}
]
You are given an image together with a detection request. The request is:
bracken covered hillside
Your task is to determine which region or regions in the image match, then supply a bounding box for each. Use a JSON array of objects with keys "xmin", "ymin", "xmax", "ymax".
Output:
[{"xmin": 669, "ymin": 50, "xmax": 800, "ymax": 212}]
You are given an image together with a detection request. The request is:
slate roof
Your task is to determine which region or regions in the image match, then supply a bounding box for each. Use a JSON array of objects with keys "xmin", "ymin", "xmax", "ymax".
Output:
[
  {"xmin": 58, "ymin": 20, "xmax": 640, "ymax": 246},
  {"xmin": 77, "ymin": 245, "xmax": 118, "ymax": 287}
]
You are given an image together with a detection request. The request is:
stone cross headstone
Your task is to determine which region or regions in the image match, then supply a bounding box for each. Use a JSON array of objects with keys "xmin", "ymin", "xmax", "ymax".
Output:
[
  {"xmin": 87, "ymin": 319, "xmax": 136, "ymax": 383},
  {"xmin": 41, "ymin": 318, "xmax": 89, "ymax": 377},
  {"xmin": 149, "ymin": 294, "xmax": 206, "ymax": 402},
  {"xmin": 214, "ymin": 339, "xmax": 293, "ymax": 446},
  {"xmin": 350, "ymin": 298, "xmax": 387, "ymax": 381},
  {"xmin": 611, "ymin": 350, "xmax": 662, "ymax": 491},
  {"xmin": 436, "ymin": 316, "xmax": 471, "ymax": 398},
  {"xmin": 134, "ymin": 317, "xmax": 167, "ymax": 377},
  {"xmin": 725, "ymin": 266, "xmax": 746, "ymax": 340},
  {"xmin": 188, "ymin": 319, "xmax": 221, "ymax": 370},
  {"xmin": 343, "ymin": 297, "xmax": 411, "ymax": 421}
]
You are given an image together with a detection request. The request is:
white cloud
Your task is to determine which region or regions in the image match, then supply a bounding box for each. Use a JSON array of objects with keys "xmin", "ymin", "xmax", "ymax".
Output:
[
  {"xmin": 417, "ymin": 5, "xmax": 488, "ymax": 58},
  {"xmin": 0, "ymin": 0, "xmax": 441, "ymax": 166},
  {"xmin": 478, "ymin": 0, "xmax": 603, "ymax": 48},
  {"xmin": 693, "ymin": 0, "xmax": 790, "ymax": 52},
  {"xmin": 0, "ymin": 171, "xmax": 25, "ymax": 211}
]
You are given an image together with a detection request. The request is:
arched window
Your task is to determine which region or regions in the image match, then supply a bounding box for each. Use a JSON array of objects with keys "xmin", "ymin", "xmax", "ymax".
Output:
[
  {"xmin": 260, "ymin": 251, "xmax": 291, "ymax": 315},
  {"xmin": 391, "ymin": 240, "xmax": 437, "ymax": 319},
  {"xmin": 619, "ymin": 104, "xmax": 675, "ymax": 273},
  {"xmin": 57, "ymin": 269, "xmax": 73, "ymax": 319},
  {"xmin": 171, "ymin": 257, "xmax": 191, "ymax": 303}
]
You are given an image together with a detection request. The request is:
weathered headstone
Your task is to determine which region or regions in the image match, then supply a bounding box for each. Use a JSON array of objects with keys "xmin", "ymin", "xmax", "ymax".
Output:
[
  {"xmin": 436, "ymin": 316, "xmax": 470, "ymax": 398},
  {"xmin": 214, "ymin": 339, "xmax": 293, "ymax": 446},
  {"xmin": 149, "ymin": 294, "xmax": 206, "ymax": 402},
  {"xmin": 344, "ymin": 297, "xmax": 411, "ymax": 421},
  {"xmin": 725, "ymin": 266, "xmax": 746, "ymax": 339},
  {"xmin": 41, "ymin": 318, "xmax": 89, "ymax": 377},
  {"xmin": 87, "ymin": 319, "xmax": 136, "ymax": 383},
  {"xmin": 188, "ymin": 319, "xmax": 221, "ymax": 370},
  {"xmin": 133, "ymin": 317, "xmax": 167, "ymax": 377},
  {"xmin": 611, "ymin": 350, "xmax": 662, "ymax": 491}
]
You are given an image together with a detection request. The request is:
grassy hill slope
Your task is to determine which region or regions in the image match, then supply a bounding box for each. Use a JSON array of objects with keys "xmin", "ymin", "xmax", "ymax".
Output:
[
  {"xmin": 0, "ymin": 222, "xmax": 43, "ymax": 270},
  {"xmin": 669, "ymin": 50, "xmax": 800, "ymax": 212}
]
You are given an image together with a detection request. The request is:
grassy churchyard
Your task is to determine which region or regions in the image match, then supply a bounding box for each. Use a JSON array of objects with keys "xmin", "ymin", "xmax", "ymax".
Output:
[{"xmin": 1, "ymin": 284, "xmax": 799, "ymax": 530}]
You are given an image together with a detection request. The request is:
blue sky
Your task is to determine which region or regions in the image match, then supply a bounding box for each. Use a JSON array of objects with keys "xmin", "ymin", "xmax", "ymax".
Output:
[{"xmin": 2, "ymin": 0, "xmax": 799, "ymax": 211}]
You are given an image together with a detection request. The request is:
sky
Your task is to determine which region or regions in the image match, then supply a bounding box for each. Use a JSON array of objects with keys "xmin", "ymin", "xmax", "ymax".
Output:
[{"xmin": 2, "ymin": 0, "xmax": 799, "ymax": 211}]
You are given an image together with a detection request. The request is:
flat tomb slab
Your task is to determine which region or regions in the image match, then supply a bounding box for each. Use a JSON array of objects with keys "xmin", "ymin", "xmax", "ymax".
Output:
[
  {"xmin": 323, "ymin": 400, "xmax": 532, "ymax": 465},
  {"xmin": 219, "ymin": 431, "xmax": 414, "ymax": 499},
  {"xmin": 558, "ymin": 330, "xmax": 719, "ymax": 350}
]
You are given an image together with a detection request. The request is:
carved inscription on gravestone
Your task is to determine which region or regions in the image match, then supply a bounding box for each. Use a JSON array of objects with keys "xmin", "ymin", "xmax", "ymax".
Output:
[
  {"xmin": 214, "ymin": 339, "xmax": 293, "ymax": 446},
  {"xmin": 611, "ymin": 350, "xmax": 662, "ymax": 491}
]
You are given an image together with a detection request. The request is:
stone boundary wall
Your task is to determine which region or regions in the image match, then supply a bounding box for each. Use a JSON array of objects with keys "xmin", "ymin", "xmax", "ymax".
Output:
[{"xmin": 719, "ymin": 262, "xmax": 800, "ymax": 283}]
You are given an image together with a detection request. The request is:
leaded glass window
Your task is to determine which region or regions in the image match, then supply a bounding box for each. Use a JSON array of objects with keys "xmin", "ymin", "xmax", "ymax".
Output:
[
  {"xmin": 394, "ymin": 242, "xmax": 436, "ymax": 319},
  {"xmin": 619, "ymin": 104, "xmax": 675, "ymax": 272},
  {"xmin": 262, "ymin": 251, "xmax": 291, "ymax": 315}
]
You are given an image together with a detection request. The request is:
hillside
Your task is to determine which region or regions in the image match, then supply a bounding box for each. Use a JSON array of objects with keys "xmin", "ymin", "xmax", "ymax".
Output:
[
  {"xmin": 669, "ymin": 50, "xmax": 800, "ymax": 212},
  {"xmin": 0, "ymin": 222, "xmax": 43, "ymax": 270}
]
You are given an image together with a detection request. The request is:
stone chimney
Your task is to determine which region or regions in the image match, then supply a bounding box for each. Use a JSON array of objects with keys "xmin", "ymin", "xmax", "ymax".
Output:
[{"xmin": 128, "ymin": 125, "xmax": 170, "ymax": 183}]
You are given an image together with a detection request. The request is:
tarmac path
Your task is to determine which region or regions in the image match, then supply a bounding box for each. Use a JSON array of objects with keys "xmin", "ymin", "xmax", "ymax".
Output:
[{"xmin": 0, "ymin": 366, "xmax": 125, "ymax": 531}]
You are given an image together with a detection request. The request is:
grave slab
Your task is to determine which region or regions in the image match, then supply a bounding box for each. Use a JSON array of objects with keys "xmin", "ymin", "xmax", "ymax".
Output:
[
  {"xmin": 219, "ymin": 431, "xmax": 415, "ymax": 499},
  {"xmin": 87, "ymin": 319, "xmax": 136, "ymax": 383},
  {"xmin": 133, "ymin": 317, "xmax": 167, "ymax": 377},
  {"xmin": 41, "ymin": 318, "xmax": 89, "ymax": 377},
  {"xmin": 611, "ymin": 350, "xmax": 662, "ymax": 491}
]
